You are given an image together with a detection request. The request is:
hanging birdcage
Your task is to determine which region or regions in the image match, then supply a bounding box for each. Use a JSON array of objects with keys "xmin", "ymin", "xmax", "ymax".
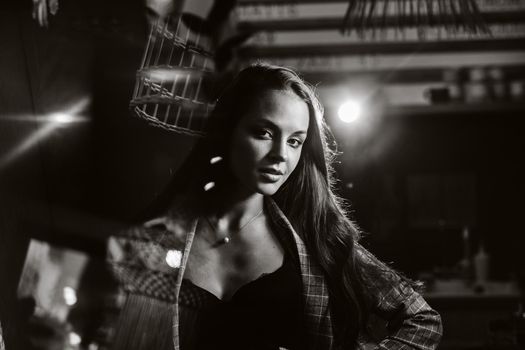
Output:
[{"xmin": 130, "ymin": 14, "xmax": 216, "ymax": 137}]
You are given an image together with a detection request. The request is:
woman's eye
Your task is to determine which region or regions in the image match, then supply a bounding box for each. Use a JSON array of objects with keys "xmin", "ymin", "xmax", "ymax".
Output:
[
  {"xmin": 254, "ymin": 129, "xmax": 272, "ymax": 139},
  {"xmin": 288, "ymin": 138, "xmax": 304, "ymax": 148}
]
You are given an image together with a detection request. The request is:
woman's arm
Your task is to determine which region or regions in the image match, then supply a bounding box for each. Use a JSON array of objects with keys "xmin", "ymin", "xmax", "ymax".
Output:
[
  {"xmin": 357, "ymin": 245, "xmax": 443, "ymax": 350},
  {"xmin": 369, "ymin": 281, "xmax": 442, "ymax": 349}
]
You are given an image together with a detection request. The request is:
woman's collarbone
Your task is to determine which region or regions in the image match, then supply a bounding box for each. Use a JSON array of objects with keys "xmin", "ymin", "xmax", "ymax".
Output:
[{"xmin": 186, "ymin": 229, "xmax": 284, "ymax": 300}]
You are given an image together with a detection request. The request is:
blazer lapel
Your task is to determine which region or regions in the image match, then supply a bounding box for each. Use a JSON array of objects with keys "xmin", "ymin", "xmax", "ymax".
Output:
[
  {"xmin": 172, "ymin": 215, "xmax": 198, "ymax": 350},
  {"xmin": 265, "ymin": 198, "xmax": 334, "ymax": 350}
]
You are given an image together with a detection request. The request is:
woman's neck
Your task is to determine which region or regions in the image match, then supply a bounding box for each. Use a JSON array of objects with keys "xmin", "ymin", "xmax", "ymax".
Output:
[{"xmin": 205, "ymin": 188, "xmax": 265, "ymax": 232}]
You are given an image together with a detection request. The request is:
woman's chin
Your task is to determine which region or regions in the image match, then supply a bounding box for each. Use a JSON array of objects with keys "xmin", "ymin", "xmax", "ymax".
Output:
[
  {"xmin": 229, "ymin": 177, "xmax": 284, "ymax": 197},
  {"xmin": 256, "ymin": 182, "xmax": 283, "ymax": 196}
]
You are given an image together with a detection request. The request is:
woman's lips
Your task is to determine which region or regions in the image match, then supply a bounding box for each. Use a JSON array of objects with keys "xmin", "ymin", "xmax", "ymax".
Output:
[
  {"xmin": 259, "ymin": 168, "xmax": 284, "ymax": 182},
  {"xmin": 260, "ymin": 167, "xmax": 284, "ymax": 175}
]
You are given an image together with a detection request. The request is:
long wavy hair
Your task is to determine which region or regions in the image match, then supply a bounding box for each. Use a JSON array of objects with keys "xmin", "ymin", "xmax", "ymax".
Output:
[{"xmin": 147, "ymin": 63, "xmax": 417, "ymax": 348}]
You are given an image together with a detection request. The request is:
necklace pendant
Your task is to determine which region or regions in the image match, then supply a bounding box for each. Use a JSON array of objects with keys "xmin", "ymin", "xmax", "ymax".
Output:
[
  {"xmin": 206, "ymin": 208, "xmax": 263, "ymax": 247},
  {"xmin": 212, "ymin": 236, "xmax": 231, "ymax": 248}
]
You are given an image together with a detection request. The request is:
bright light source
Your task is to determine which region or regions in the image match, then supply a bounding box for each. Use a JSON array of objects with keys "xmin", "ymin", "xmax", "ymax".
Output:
[
  {"xmin": 63, "ymin": 286, "xmax": 78, "ymax": 306},
  {"xmin": 0, "ymin": 97, "xmax": 90, "ymax": 170},
  {"xmin": 338, "ymin": 100, "xmax": 362, "ymax": 123},
  {"xmin": 51, "ymin": 113, "xmax": 76, "ymax": 124},
  {"xmin": 69, "ymin": 332, "xmax": 82, "ymax": 345},
  {"xmin": 165, "ymin": 250, "xmax": 182, "ymax": 268}
]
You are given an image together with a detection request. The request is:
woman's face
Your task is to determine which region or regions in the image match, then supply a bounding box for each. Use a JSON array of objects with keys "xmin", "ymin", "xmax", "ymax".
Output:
[{"xmin": 229, "ymin": 89, "xmax": 310, "ymax": 196}]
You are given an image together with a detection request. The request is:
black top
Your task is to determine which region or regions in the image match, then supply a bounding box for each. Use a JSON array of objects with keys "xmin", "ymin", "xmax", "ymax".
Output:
[{"xmin": 178, "ymin": 252, "xmax": 305, "ymax": 350}]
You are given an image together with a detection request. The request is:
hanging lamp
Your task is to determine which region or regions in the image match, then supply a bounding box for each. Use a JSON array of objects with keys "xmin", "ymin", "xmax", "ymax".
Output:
[{"xmin": 341, "ymin": 0, "xmax": 490, "ymax": 36}]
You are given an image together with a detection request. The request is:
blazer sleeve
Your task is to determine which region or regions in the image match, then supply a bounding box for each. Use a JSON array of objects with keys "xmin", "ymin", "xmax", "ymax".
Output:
[{"xmin": 356, "ymin": 245, "xmax": 443, "ymax": 350}]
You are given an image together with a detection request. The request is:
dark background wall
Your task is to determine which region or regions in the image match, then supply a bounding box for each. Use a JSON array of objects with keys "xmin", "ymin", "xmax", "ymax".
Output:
[
  {"xmin": 331, "ymin": 112, "xmax": 525, "ymax": 279},
  {"xmin": 0, "ymin": 3, "xmax": 194, "ymax": 347}
]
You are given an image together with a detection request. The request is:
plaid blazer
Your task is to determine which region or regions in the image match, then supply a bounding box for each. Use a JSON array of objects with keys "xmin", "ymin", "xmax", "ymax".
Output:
[{"xmin": 107, "ymin": 197, "xmax": 442, "ymax": 350}]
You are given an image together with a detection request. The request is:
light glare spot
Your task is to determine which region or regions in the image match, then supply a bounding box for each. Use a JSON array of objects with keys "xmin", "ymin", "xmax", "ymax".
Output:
[
  {"xmin": 165, "ymin": 250, "xmax": 182, "ymax": 268},
  {"xmin": 204, "ymin": 182, "xmax": 215, "ymax": 191},
  {"xmin": 69, "ymin": 332, "xmax": 81, "ymax": 345},
  {"xmin": 147, "ymin": 68, "xmax": 195, "ymax": 82},
  {"xmin": 210, "ymin": 156, "xmax": 222, "ymax": 164},
  {"xmin": 51, "ymin": 113, "xmax": 75, "ymax": 124},
  {"xmin": 63, "ymin": 286, "xmax": 78, "ymax": 306},
  {"xmin": 338, "ymin": 100, "xmax": 362, "ymax": 123}
]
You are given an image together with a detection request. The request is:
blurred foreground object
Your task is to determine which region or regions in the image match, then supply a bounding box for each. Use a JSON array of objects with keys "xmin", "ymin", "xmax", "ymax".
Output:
[
  {"xmin": 17, "ymin": 240, "xmax": 89, "ymax": 349},
  {"xmin": 342, "ymin": 0, "xmax": 490, "ymax": 36},
  {"xmin": 18, "ymin": 240, "xmax": 88, "ymax": 324}
]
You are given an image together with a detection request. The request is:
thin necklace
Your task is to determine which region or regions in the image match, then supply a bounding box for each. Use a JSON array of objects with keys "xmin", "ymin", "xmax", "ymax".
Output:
[{"xmin": 205, "ymin": 208, "xmax": 264, "ymax": 246}]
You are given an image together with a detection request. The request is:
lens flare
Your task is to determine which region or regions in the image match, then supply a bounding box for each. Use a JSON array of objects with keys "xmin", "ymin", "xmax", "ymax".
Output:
[
  {"xmin": 51, "ymin": 113, "xmax": 76, "ymax": 124},
  {"xmin": 0, "ymin": 97, "xmax": 90, "ymax": 170}
]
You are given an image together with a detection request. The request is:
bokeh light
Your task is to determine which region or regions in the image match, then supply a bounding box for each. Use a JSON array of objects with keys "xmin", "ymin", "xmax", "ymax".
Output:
[
  {"xmin": 165, "ymin": 249, "xmax": 182, "ymax": 268},
  {"xmin": 338, "ymin": 100, "xmax": 362, "ymax": 123},
  {"xmin": 63, "ymin": 286, "xmax": 78, "ymax": 306},
  {"xmin": 69, "ymin": 332, "xmax": 81, "ymax": 345}
]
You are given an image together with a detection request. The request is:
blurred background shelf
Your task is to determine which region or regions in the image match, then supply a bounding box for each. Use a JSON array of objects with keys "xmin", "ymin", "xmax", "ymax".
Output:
[{"xmin": 385, "ymin": 101, "xmax": 525, "ymax": 117}]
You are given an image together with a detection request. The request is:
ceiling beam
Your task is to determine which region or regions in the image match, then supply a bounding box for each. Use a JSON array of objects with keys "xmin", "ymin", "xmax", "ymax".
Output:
[
  {"xmin": 239, "ymin": 38, "xmax": 525, "ymax": 56},
  {"xmin": 238, "ymin": 12, "xmax": 525, "ymax": 31}
]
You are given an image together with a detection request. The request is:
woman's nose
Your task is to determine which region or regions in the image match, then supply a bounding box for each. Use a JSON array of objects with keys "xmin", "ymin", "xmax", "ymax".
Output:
[{"xmin": 269, "ymin": 139, "xmax": 288, "ymax": 162}]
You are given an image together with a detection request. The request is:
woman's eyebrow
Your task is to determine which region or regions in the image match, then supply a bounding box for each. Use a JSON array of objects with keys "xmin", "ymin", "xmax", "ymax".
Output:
[
  {"xmin": 254, "ymin": 119, "xmax": 307, "ymax": 135},
  {"xmin": 253, "ymin": 119, "xmax": 277, "ymax": 129}
]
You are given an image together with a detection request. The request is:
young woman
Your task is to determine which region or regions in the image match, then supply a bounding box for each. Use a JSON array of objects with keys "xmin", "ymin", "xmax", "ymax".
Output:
[{"xmin": 107, "ymin": 64, "xmax": 442, "ymax": 350}]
